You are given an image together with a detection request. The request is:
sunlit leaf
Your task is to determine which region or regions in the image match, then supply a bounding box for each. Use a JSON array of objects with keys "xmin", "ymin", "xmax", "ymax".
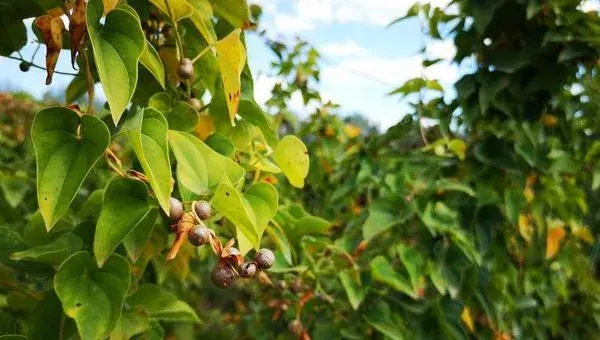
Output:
[
  {"xmin": 272, "ymin": 135, "xmax": 309, "ymax": 188},
  {"xmin": 215, "ymin": 29, "xmax": 246, "ymax": 125},
  {"xmin": 140, "ymin": 41, "xmax": 166, "ymax": 89},
  {"xmin": 461, "ymin": 307, "xmax": 475, "ymax": 333}
]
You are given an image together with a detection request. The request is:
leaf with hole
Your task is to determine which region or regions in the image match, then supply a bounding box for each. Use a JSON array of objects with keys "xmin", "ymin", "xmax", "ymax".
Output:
[{"xmin": 54, "ymin": 251, "xmax": 130, "ymax": 340}]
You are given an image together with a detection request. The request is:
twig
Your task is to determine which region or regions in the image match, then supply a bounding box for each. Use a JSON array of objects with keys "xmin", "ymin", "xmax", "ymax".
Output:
[{"xmin": 5, "ymin": 55, "xmax": 80, "ymax": 77}]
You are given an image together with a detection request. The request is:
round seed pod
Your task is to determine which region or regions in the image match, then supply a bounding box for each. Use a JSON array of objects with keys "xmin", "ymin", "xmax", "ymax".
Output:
[
  {"xmin": 188, "ymin": 225, "xmax": 211, "ymax": 246},
  {"xmin": 255, "ymin": 248, "xmax": 275, "ymax": 270},
  {"xmin": 211, "ymin": 264, "xmax": 238, "ymax": 288},
  {"xmin": 187, "ymin": 97, "xmax": 202, "ymax": 111},
  {"xmin": 19, "ymin": 62, "xmax": 30, "ymax": 72},
  {"xmin": 239, "ymin": 262, "xmax": 257, "ymax": 278},
  {"xmin": 169, "ymin": 197, "xmax": 184, "ymax": 222},
  {"xmin": 193, "ymin": 200, "xmax": 212, "ymax": 220},
  {"xmin": 288, "ymin": 319, "xmax": 304, "ymax": 337},
  {"xmin": 177, "ymin": 58, "xmax": 194, "ymax": 79}
]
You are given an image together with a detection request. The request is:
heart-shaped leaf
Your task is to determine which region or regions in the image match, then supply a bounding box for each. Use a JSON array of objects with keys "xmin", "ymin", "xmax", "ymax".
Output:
[
  {"xmin": 32, "ymin": 107, "xmax": 110, "ymax": 230},
  {"xmin": 236, "ymin": 183, "xmax": 278, "ymax": 254},
  {"xmin": 94, "ymin": 178, "xmax": 158, "ymax": 267},
  {"xmin": 148, "ymin": 92, "xmax": 197, "ymax": 131},
  {"xmin": 272, "ymin": 135, "xmax": 309, "ymax": 188},
  {"xmin": 87, "ymin": 0, "xmax": 145, "ymax": 124},
  {"xmin": 128, "ymin": 108, "xmax": 172, "ymax": 215},
  {"xmin": 140, "ymin": 41, "xmax": 166, "ymax": 89},
  {"xmin": 168, "ymin": 130, "xmax": 244, "ymax": 195},
  {"xmin": 215, "ymin": 29, "xmax": 246, "ymax": 125},
  {"xmin": 126, "ymin": 284, "xmax": 199, "ymax": 323},
  {"xmin": 54, "ymin": 251, "xmax": 130, "ymax": 340}
]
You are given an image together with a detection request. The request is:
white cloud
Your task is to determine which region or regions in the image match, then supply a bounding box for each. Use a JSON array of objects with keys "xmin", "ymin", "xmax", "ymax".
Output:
[
  {"xmin": 321, "ymin": 39, "xmax": 370, "ymax": 57},
  {"xmin": 426, "ymin": 40, "xmax": 456, "ymax": 60},
  {"xmin": 580, "ymin": 0, "xmax": 600, "ymax": 12},
  {"xmin": 261, "ymin": 0, "xmax": 453, "ymax": 33},
  {"xmin": 272, "ymin": 14, "xmax": 315, "ymax": 33}
]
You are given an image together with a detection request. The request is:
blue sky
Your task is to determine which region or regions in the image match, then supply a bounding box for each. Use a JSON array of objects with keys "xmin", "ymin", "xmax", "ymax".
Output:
[{"xmin": 1, "ymin": 0, "xmax": 598, "ymax": 129}]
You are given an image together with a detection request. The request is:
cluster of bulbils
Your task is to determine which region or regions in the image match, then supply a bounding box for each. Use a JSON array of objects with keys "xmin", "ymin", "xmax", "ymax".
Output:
[{"xmin": 168, "ymin": 197, "xmax": 275, "ymax": 288}]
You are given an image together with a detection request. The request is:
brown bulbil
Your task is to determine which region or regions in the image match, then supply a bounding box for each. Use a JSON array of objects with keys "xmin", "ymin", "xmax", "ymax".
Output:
[
  {"xmin": 239, "ymin": 262, "xmax": 257, "ymax": 278},
  {"xmin": 177, "ymin": 58, "xmax": 194, "ymax": 79},
  {"xmin": 187, "ymin": 97, "xmax": 202, "ymax": 111},
  {"xmin": 255, "ymin": 248, "xmax": 275, "ymax": 270},
  {"xmin": 169, "ymin": 197, "xmax": 184, "ymax": 222},
  {"xmin": 188, "ymin": 224, "xmax": 211, "ymax": 246},
  {"xmin": 211, "ymin": 264, "xmax": 238, "ymax": 288},
  {"xmin": 288, "ymin": 319, "xmax": 304, "ymax": 337},
  {"xmin": 193, "ymin": 200, "xmax": 212, "ymax": 220}
]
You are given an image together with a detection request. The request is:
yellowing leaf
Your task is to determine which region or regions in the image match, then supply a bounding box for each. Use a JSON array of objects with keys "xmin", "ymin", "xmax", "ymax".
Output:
[
  {"xmin": 69, "ymin": 0, "xmax": 87, "ymax": 67},
  {"xmin": 149, "ymin": 0, "xmax": 193, "ymax": 21},
  {"xmin": 518, "ymin": 214, "xmax": 533, "ymax": 243},
  {"xmin": 448, "ymin": 139, "xmax": 466, "ymax": 161},
  {"xmin": 34, "ymin": 15, "xmax": 65, "ymax": 85},
  {"xmin": 194, "ymin": 113, "xmax": 214, "ymax": 140},
  {"xmin": 158, "ymin": 46, "xmax": 179, "ymax": 84},
  {"xmin": 272, "ymin": 135, "xmax": 309, "ymax": 188},
  {"xmin": 461, "ymin": 307, "xmax": 475, "ymax": 333},
  {"xmin": 215, "ymin": 29, "xmax": 246, "ymax": 125},
  {"xmin": 570, "ymin": 220, "xmax": 595, "ymax": 245},
  {"xmin": 523, "ymin": 187, "xmax": 534, "ymax": 203},
  {"xmin": 102, "ymin": 0, "xmax": 119, "ymax": 15},
  {"xmin": 344, "ymin": 124, "xmax": 361, "ymax": 139},
  {"xmin": 546, "ymin": 227, "xmax": 566, "ymax": 259}
]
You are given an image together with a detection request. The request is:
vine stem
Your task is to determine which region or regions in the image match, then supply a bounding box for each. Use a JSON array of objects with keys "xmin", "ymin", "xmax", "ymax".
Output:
[
  {"xmin": 4, "ymin": 56, "xmax": 80, "ymax": 77},
  {"xmin": 164, "ymin": 0, "xmax": 185, "ymax": 60},
  {"xmin": 82, "ymin": 46, "xmax": 95, "ymax": 114}
]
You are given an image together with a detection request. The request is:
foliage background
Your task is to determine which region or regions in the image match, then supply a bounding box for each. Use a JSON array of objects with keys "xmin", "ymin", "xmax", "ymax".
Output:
[{"xmin": 2, "ymin": 0, "xmax": 600, "ymax": 339}]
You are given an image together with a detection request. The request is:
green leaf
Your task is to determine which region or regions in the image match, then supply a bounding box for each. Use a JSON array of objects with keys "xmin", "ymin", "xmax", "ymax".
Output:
[
  {"xmin": 265, "ymin": 224, "xmax": 292, "ymax": 264},
  {"xmin": 77, "ymin": 189, "xmax": 105, "ymax": 221},
  {"xmin": 370, "ymin": 256, "xmax": 416, "ymax": 298},
  {"xmin": 54, "ymin": 251, "xmax": 130, "ymax": 340},
  {"xmin": 435, "ymin": 179, "xmax": 476, "ymax": 197},
  {"xmin": 212, "ymin": 0, "xmax": 252, "ymax": 28},
  {"xmin": 140, "ymin": 41, "xmax": 166, "ymax": 89},
  {"xmin": 128, "ymin": 108, "xmax": 172, "ymax": 215},
  {"xmin": 32, "ymin": 107, "xmax": 110, "ymax": 230},
  {"xmin": 148, "ymin": 92, "xmax": 198, "ymax": 132},
  {"xmin": 94, "ymin": 178, "xmax": 158, "ymax": 267},
  {"xmin": 205, "ymin": 133, "xmax": 234, "ymax": 157},
  {"xmin": 109, "ymin": 306, "xmax": 150, "ymax": 340},
  {"xmin": 127, "ymin": 284, "xmax": 199, "ymax": 323},
  {"xmin": 363, "ymin": 203, "xmax": 396, "ymax": 242},
  {"xmin": 364, "ymin": 302, "xmax": 406, "ymax": 340},
  {"xmin": 168, "ymin": 130, "xmax": 244, "ymax": 195},
  {"xmin": 188, "ymin": 0, "xmax": 217, "ymax": 44},
  {"xmin": 0, "ymin": 18, "xmax": 27, "ymax": 56},
  {"xmin": 11, "ymin": 233, "xmax": 82, "ymax": 265},
  {"xmin": 237, "ymin": 183, "xmax": 278, "ymax": 254},
  {"xmin": 338, "ymin": 271, "xmax": 367, "ymax": 310},
  {"xmin": 87, "ymin": 0, "xmax": 145, "ymax": 124},
  {"xmin": 239, "ymin": 99, "xmax": 278, "ymax": 148},
  {"xmin": 28, "ymin": 292, "xmax": 63, "ymax": 340},
  {"xmin": 397, "ymin": 245, "xmax": 424, "ymax": 292},
  {"xmin": 272, "ymin": 135, "xmax": 309, "ymax": 188},
  {"xmin": 0, "ymin": 173, "xmax": 29, "ymax": 208},
  {"xmin": 211, "ymin": 176, "xmax": 259, "ymax": 251}
]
